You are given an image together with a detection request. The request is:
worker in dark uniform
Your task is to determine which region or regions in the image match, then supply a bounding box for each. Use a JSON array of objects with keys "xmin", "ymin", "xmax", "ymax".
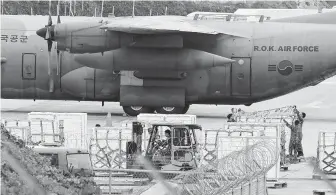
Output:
[
  {"xmin": 161, "ymin": 130, "xmax": 172, "ymax": 154},
  {"xmin": 295, "ymin": 110, "xmax": 306, "ymax": 158},
  {"xmin": 227, "ymin": 114, "xmax": 236, "ymax": 122},
  {"xmin": 283, "ymin": 119, "xmax": 300, "ymax": 157}
]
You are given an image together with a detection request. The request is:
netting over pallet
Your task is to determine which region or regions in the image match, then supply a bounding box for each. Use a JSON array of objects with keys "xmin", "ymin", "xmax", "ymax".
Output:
[
  {"xmin": 317, "ymin": 131, "xmax": 336, "ymax": 174},
  {"xmin": 171, "ymin": 140, "xmax": 276, "ymax": 195},
  {"xmin": 231, "ymin": 106, "xmax": 302, "ymax": 164},
  {"xmin": 201, "ymin": 123, "xmax": 281, "ymax": 181},
  {"xmin": 89, "ymin": 125, "xmax": 151, "ymax": 169}
]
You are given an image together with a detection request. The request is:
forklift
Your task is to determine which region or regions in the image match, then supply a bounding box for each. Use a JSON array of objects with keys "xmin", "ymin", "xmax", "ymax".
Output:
[{"xmin": 126, "ymin": 122, "xmax": 202, "ymax": 178}]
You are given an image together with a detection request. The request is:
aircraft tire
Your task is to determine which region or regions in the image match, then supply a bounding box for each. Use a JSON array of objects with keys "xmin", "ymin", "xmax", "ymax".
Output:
[
  {"xmin": 122, "ymin": 106, "xmax": 154, "ymax": 116},
  {"xmin": 155, "ymin": 105, "xmax": 189, "ymax": 114}
]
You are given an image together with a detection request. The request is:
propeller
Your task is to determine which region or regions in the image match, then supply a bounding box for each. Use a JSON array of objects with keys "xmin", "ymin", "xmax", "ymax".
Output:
[
  {"xmin": 36, "ymin": 4, "xmax": 63, "ymax": 92},
  {"xmin": 36, "ymin": 13, "xmax": 57, "ymax": 92}
]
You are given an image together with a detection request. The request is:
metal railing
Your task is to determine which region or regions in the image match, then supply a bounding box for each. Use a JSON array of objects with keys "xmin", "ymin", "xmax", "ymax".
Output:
[{"xmin": 316, "ymin": 131, "xmax": 336, "ymax": 174}]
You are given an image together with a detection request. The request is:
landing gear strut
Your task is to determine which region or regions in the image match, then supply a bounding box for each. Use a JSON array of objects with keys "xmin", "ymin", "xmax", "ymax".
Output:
[
  {"xmin": 122, "ymin": 106, "xmax": 154, "ymax": 117},
  {"xmin": 155, "ymin": 105, "xmax": 190, "ymax": 114}
]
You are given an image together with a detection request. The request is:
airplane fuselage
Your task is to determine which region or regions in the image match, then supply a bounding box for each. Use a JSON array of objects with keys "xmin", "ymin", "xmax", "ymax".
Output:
[{"xmin": 1, "ymin": 15, "xmax": 336, "ymax": 114}]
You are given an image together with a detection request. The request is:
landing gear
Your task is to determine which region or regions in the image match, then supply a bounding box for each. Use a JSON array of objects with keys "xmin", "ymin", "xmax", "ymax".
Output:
[
  {"xmin": 155, "ymin": 105, "xmax": 190, "ymax": 114},
  {"xmin": 122, "ymin": 106, "xmax": 154, "ymax": 116}
]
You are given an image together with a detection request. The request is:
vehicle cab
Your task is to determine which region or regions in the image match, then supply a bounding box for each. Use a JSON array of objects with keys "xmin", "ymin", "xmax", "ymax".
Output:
[{"xmin": 145, "ymin": 123, "xmax": 202, "ymax": 171}]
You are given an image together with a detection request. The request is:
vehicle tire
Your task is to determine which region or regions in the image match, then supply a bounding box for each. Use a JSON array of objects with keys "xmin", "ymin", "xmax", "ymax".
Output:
[
  {"xmin": 122, "ymin": 106, "xmax": 154, "ymax": 116},
  {"xmin": 155, "ymin": 105, "xmax": 189, "ymax": 114}
]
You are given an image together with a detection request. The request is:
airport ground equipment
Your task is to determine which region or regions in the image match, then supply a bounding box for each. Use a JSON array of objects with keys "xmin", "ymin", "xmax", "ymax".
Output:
[
  {"xmin": 313, "ymin": 131, "xmax": 336, "ymax": 180},
  {"xmin": 1, "ymin": 119, "xmax": 94, "ymax": 177},
  {"xmin": 29, "ymin": 144, "xmax": 94, "ymax": 177},
  {"xmin": 126, "ymin": 122, "xmax": 202, "ymax": 173}
]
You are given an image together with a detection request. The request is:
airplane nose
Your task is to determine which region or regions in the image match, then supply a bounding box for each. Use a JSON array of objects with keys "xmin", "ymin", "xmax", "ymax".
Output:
[{"xmin": 36, "ymin": 27, "xmax": 47, "ymax": 38}]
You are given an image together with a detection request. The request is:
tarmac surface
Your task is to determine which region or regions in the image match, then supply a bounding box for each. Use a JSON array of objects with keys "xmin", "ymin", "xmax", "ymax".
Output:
[{"xmin": 1, "ymin": 91, "xmax": 336, "ymax": 194}]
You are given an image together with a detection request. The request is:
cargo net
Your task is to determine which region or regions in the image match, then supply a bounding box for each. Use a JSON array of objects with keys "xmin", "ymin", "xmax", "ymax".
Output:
[
  {"xmin": 316, "ymin": 131, "xmax": 336, "ymax": 174},
  {"xmin": 230, "ymin": 106, "xmax": 301, "ymax": 165},
  {"xmin": 233, "ymin": 105, "xmax": 296, "ymax": 123},
  {"xmin": 171, "ymin": 139, "xmax": 277, "ymax": 195},
  {"xmin": 89, "ymin": 125, "xmax": 150, "ymax": 169}
]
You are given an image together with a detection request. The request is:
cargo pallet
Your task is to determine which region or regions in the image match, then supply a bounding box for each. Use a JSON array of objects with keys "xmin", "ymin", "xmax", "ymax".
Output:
[
  {"xmin": 266, "ymin": 180, "xmax": 287, "ymax": 189},
  {"xmin": 312, "ymin": 174, "xmax": 336, "ymax": 180},
  {"xmin": 313, "ymin": 189, "xmax": 335, "ymax": 195},
  {"xmin": 280, "ymin": 163, "xmax": 290, "ymax": 171}
]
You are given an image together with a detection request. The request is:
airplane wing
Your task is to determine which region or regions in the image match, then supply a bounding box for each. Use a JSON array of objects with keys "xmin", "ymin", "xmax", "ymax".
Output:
[{"xmin": 100, "ymin": 16, "xmax": 251, "ymax": 38}]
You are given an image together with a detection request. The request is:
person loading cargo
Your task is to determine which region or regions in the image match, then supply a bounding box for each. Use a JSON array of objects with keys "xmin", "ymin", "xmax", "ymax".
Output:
[
  {"xmin": 294, "ymin": 109, "xmax": 306, "ymax": 158},
  {"xmin": 283, "ymin": 119, "xmax": 300, "ymax": 157}
]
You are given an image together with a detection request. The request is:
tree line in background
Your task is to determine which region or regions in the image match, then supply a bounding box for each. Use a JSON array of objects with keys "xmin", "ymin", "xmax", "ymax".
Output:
[{"xmin": 1, "ymin": 1, "xmax": 303, "ymax": 17}]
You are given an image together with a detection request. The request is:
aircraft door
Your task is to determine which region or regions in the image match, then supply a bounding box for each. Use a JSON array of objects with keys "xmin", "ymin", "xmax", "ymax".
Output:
[
  {"xmin": 84, "ymin": 69, "xmax": 96, "ymax": 100},
  {"xmin": 21, "ymin": 53, "xmax": 36, "ymax": 98},
  {"xmin": 231, "ymin": 57, "xmax": 251, "ymax": 96},
  {"xmin": 22, "ymin": 53, "xmax": 36, "ymax": 80}
]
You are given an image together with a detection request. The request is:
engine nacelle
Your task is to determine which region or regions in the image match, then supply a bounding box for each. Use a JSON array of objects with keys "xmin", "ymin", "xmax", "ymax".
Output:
[
  {"xmin": 56, "ymin": 22, "xmax": 130, "ymax": 53},
  {"xmin": 37, "ymin": 21, "xmax": 132, "ymax": 54}
]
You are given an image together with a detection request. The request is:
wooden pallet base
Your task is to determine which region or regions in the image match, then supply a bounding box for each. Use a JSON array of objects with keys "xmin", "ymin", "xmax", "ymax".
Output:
[
  {"xmin": 267, "ymin": 181, "xmax": 287, "ymax": 189},
  {"xmin": 101, "ymin": 188, "xmax": 133, "ymax": 195},
  {"xmin": 280, "ymin": 164, "xmax": 290, "ymax": 171},
  {"xmin": 312, "ymin": 174, "xmax": 336, "ymax": 180},
  {"xmin": 313, "ymin": 189, "xmax": 335, "ymax": 195}
]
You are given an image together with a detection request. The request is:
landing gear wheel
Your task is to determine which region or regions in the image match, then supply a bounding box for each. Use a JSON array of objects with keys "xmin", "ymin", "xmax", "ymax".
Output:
[
  {"xmin": 155, "ymin": 105, "xmax": 189, "ymax": 114},
  {"xmin": 122, "ymin": 106, "xmax": 154, "ymax": 116}
]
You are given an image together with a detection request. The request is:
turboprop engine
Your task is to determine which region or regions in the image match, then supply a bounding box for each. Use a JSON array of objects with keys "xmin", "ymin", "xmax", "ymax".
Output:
[{"xmin": 36, "ymin": 20, "xmax": 130, "ymax": 54}]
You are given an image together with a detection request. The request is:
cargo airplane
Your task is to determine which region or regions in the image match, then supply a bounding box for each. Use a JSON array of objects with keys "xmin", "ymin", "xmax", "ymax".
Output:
[{"xmin": 1, "ymin": 11, "xmax": 336, "ymax": 116}]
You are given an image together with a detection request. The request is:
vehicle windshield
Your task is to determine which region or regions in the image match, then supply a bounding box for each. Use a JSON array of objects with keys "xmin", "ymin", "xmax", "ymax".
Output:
[{"xmin": 66, "ymin": 153, "xmax": 92, "ymax": 170}]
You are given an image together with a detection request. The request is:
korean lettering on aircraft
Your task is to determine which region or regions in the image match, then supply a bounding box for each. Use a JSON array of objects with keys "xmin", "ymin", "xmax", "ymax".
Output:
[
  {"xmin": 253, "ymin": 45, "xmax": 319, "ymax": 52},
  {"xmin": 1, "ymin": 35, "xmax": 28, "ymax": 43}
]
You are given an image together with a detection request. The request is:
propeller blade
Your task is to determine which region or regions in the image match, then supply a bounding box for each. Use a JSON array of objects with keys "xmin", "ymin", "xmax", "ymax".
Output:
[
  {"xmin": 48, "ymin": 14, "xmax": 52, "ymax": 26},
  {"xmin": 45, "ymin": 27, "xmax": 50, "ymax": 40},
  {"xmin": 56, "ymin": 41, "xmax": 60, "ymax": 75},
  {"xmin": 47, "ymin": 39, "xmax": 52, "ymax": 52},
  {"xmin": 49, "ymin": 77, "xmax": 54, "ymax": 93},
  {"xmin": 47, "ymin": 51, "xmax": 51, "ymax": 76}
]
